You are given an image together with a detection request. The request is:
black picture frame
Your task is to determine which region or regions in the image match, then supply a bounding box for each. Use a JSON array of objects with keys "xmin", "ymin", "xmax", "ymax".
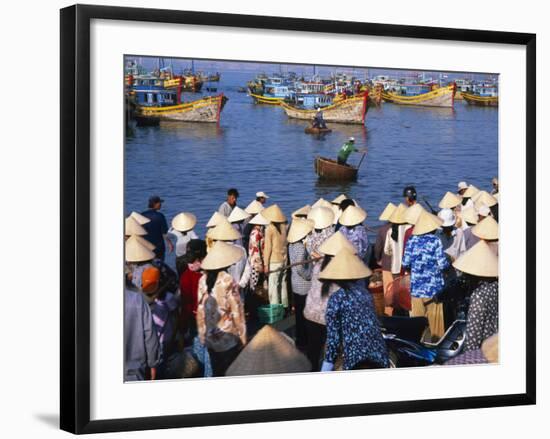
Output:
[{"xmin": 60, "ymin": 4, "xmax": 536, "ymax": 434}]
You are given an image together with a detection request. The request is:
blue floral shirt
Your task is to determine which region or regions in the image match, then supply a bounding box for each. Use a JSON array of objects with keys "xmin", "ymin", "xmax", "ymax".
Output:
[
  {"xmin": 325, "ymin": 285, "xmax": 389, "ymax": 370},
  {"xmin": 402, "ymin": 234, "xmax": 449, "ymax": 299},
  {"xmin": 339, "ymin": 225, "xmax": 369, "ymax": 260}
]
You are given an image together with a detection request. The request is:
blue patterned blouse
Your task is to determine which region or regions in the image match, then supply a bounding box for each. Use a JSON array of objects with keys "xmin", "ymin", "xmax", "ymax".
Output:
[
  {"xmin": 339, "ymin": 225, "xmax": 369, "ymax": 260},
  {"xmin": 402, "ymin": 234, "xmax": 449, "ymax": 299},
  {"xmin": 325, "ymin": 285, "xmax": 389, "ymax": 370}
]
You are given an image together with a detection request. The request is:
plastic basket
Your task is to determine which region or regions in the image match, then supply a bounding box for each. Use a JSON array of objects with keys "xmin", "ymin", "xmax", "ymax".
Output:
[{"xmin": 257, "ymin": 304, "xmax": 285, "ymax": 324}]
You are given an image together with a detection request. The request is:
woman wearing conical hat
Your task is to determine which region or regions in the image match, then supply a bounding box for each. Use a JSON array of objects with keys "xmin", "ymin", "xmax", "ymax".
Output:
[
  {"xmin": 319, "ymin": 249, "xmax": 389, "ymax": 371},
  {"xmin": 471, "ymin": 216, "xmax": 499, "ymax": 256},
  {"xmin": 453, "ymin": 241, "xmax": 499, "ymax": 352},
  {"xmin": 303, "ymin": 229, "xmax": 352, "ymax": 371},
  {"xmin": 208, "ymin": 218, "xmax": 251, "ymax": 293},
  {"xmin": 287, "ymin": 218, "xmax": 315, "ymax": 350},
  {"xmin": 374, "ymin": 203, "xmax": 396, "ymax": 306},
  {"xmin": 461, "ymin": 184, "xmax": 479, "ymax": 209},
  {"xmin": 247, "ymin": 213, "xmax": 269, "ymax": 293},
  {"xmin": 228, "ymin": 206, "xmax": 251, "ymax": 248},
  {"xmin": 436, "ymin": 208, "xmax": 466, "ymax": 262},
  {"xmin": 262, "ymin": 204, "xmax": 289, "ymax": 309},
  {"xmin": 196, "ymin": 241, "xmax": 247, "ymax": 376},
  {"xmin": 125, "ymin": 235, "xmax": 179, "ymax": 299},
  {"xmin": 402, "ymin": 210, "xmax": 450, "ymax": 341},
  {"xmin": 383, "ymin": 203, "xmax": 412, "ymax": 277},
  {"xmin": 167, "ymin": 212, "xmax": 199, "ymax": 275},
  {"xmin": 338, "ymin": 205, "xmax": 369, "ymax": 260}
]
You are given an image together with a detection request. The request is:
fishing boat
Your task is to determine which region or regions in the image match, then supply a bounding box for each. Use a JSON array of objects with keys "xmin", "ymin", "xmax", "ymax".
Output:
[
  {"xmin": 304, "ymin": 127, "xmax": 332, "ymax": 135},
  {"xmin": 280, "ymin": 93, "xmax": 368, "ymax": 124},
  {"xmin": 134, "ymin": 89, "xmax": 228, "ymax": 124},
  {"xmin": 314, "ymin": 156, "xmax": 359, "ymax": 181},
  {"xmin": 462, "ymin": 84, "xmax": 498, "ymax": 107},
  {"xmin": 381, "ymin": 84, "xmax": 456, "ymax": 108},
  {"xmin": 248, "ymin": 92, "xmax": 285, "ymax": 105}
]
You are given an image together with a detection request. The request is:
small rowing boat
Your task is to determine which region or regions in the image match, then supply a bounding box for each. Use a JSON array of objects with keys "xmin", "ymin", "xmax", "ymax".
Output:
[
  {"xmin": 281, "ymin": 93, "xmax": 368, "ymax": 125},
  {"xmin": 314, "ymin": 156, "xmax": 359, "ymax": 181},
  {"xmin": 381, "ymin": 84, "xmax": 456, "ymax": 108},
  {"xmin": 135, "ymin": 94, "xmax": 228, "ymax": 124},
  {"xmin": 305, "ymin": 127, "xmax": 332, "ymax": 135}
]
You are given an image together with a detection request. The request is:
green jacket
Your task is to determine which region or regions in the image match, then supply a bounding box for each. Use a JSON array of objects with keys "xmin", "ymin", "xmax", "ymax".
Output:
[{"xmin": 338, "ymin": 141, "xmax": 358, "ymax": 162}]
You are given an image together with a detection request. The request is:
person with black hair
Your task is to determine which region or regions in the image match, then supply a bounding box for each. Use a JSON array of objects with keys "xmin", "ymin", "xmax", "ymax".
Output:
[
  {"xmin": 140, "ymin": 195, "xmax": 174, "ymax": 261},
  {"xmin": 179, "ymin": 239, "xmax": 207, "ymax": 341},
  {"xmin": 403, "ymin": 185, "xmax": 417, "ymax": 207},
  {"xmin": 218, "ymin": 188, "xmax": 239, "ymax": 217}
]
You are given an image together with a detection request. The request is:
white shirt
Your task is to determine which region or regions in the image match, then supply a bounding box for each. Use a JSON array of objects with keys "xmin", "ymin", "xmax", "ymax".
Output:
[{"xmin": 168, "ymin": 228, "xmax": 198, "ymax": 257}]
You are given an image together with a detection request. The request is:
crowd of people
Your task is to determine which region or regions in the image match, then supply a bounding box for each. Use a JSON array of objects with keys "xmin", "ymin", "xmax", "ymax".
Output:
[{"xmin": 124, "ymin": 179, "xmax": 500, "ymax": 381}]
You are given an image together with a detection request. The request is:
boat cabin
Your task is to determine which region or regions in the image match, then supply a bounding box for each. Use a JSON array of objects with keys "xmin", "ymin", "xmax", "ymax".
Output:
[
  {"xmin": 290, "ymin": 93, "xmax": 333, "ymax": 109},
  {"xmin": 135, "ymin": 88, "xmax": 179, "ymax": 107},
  {"xmin": 472, "ymin": 84, "xmax": 498, "ymax": 97}
]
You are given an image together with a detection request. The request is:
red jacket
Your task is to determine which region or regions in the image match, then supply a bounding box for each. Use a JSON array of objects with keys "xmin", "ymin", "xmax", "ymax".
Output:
[{"xmin": 179, "ymin": 268, "xmax": 202, "ymax": 332}]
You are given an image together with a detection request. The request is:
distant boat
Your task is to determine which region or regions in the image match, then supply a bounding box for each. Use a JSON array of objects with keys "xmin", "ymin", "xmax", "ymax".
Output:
[
  {"xmin": 314, "ymin": 156, "xmax": 359, "ymax": 181},
  {"xmin": 134, "ymin": 93, "xmax": 228, "ymax": 124},
  {"xmin": 381, "ymin": 84, "xmax": 456, "ymax": 108},
  {"xmin": 281, "ymin": 93, "xmax": 368, "ymax": 124},
  {"xmin": 462, "ymin": 84, "xmax": 498, "ymax": 107},
  {"xmin": 462, "ymin": 92, "xmax": 498, "ymax": 106},
  {"xmin": 248, "ymin": 92, "xmax": 285, "ymax": 105}
]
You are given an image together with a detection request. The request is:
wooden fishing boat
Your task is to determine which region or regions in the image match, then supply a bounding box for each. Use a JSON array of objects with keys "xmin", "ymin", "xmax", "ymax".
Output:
[
  {"xmin": 135, "ymin": 94, "xmax": 228, "ymax": 124},
  {"xmin": 248, "ymin": 92, "xmax": 284, "ymax": 105},
  {"xmin": 314, "ymin": 156, "xmax": 358, "ymax": 181},
  {"xmin": 281, "ymin": 93, "xmax": 368, "ymax": 125},
  {"xmin": 381, "ymin": 84, "xmax": 456, "ymax": 108},
  {"xmin": 462, "ymin": 92, "xmax": 498, "ymax": 107},
  {"xmin": 305, "ymin": 127, "xmax": 332, "ymax": 135}
]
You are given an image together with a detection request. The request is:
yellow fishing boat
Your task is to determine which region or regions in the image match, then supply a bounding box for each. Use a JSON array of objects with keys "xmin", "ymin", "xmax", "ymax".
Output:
[
  {"xmin": 135, "ymin": 94, "xmax": 228, "ymax": 124},
  {"xmin": 381, "ymin": 84, "xmax": 456, "ymax": 108},
  {"xmin": 462, "ymin": 92, "xmax": 498, "ymax": 107},
  {"xmin": 248, "ymin": 92, "xmax": 284, "ymax": 105},
  {"xmin": 280, "ymin": 93, "xmax": 368, "ymax": 124}
]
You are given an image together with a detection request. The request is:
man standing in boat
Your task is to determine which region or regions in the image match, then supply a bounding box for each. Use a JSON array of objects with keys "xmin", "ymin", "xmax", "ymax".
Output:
[
  {"xmin": 337, "ymin": 137, "xmax": 365, "ymax": 166},
  {"xmin": 312, "ymin": 107, "xmax": 327, "ymax": 130}
]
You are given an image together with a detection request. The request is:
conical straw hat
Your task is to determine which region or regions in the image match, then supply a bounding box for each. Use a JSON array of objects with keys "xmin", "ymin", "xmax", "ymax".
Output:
[
  {"xmin": 307, "ymin": 206, "xmax": 335, "ymax": 230},
  {"xmin": 287, "ymin": 218, "xmax": 315, "ymax": 243},
  {"xmin": 201, "ymin": 241, "xmax": 245, "ymax": 270},
  {"xmin": 438, "ymin": 191, "xmax": 462, "ymax": 209},
  {"xmin": 135, "ymin": 235, "xmax": 155, "ymax": 251},
  {"xmin": 379, "ymin": 202, "xmax": 397, "ymax": 221},
  {"xmin": 338, "ymin": 205, "xmax": 367, "ymax": 227},
  {"xmin": 494, "ymin": 193, "xmax": 500, "ymax": 203},
  {"xmin": 125, "ymin": 216, "xmax": 147, "ymax": 236},
  {"xmin": 404, "ymin": 203, "xmax": 426, "ymax": 225},
  {"xmin": 292, "ymin": 204, "xmax": 311, "ymax": 218},
  {"xmin": 208, "ymin": 218, "xmax": 242, "ymax": 241},
  {"xmin": 249, "ymin": 212, "xmax": 270, "ymax": 226},
  {"xmin": 130, "ymin": 211, "xmax": 150, "ymax": 225},
  {"xmin": 206, "ymin": 211, "xmax": 225, "ymax": 228},
  {"xmin": 331, "ymin": 194, "xmax": 348, "ymax": 205},
  {"xmin": 228, "ymin": 206, "xmax": 251, "ymax": 223},
  {"xmin": 125, "ymin": 235, "xmax": 155, "ymax": 262},
  {"xmin": 318, "ymin": 231, "xmax": 357, "ymax": 256},
  {"xmin": 261, "ymin": 204, "xmax": 287, "ymax": 223},
  {"xmin": 472, "ymin": 216, "xmax": 499, "ymax": 240},
  {"xmin": 412, "ymin": 210, "xmax": 443, "ymax": 235},
  {"xmin": 171, "ymin": 212, "xmax": 197, "ymax": 232},
  {"xmin": 461, "ymin": 206, "xmax": 478, "ymax": 225},
  {"xmin": 225, "ymin": 325, "xmax": 311, "ymax": 376},
  {"xmin": 473, "ymin": 191, "xmax": 498, "ymax": 208},
  {"xmin": 312, "ymin": 198, "xmax": 332, "ymax": 209},
  {"xmin": 319, "ymin": 247, "xmax": 372, "ymax": 280},
  {"xmin": 244, "ymin": 200, "xmax": 264, "ymax": 215},
  {"xmin": 388, "ymin": 203, "xmax": 408, "ymax": 224},
  {"xmin": 463, "ymin": 185, "xmax": 480, "ymax": 198},
  {"xmin": 452, "ymin": 240, "xmax": 498, "ymax": 277}
]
